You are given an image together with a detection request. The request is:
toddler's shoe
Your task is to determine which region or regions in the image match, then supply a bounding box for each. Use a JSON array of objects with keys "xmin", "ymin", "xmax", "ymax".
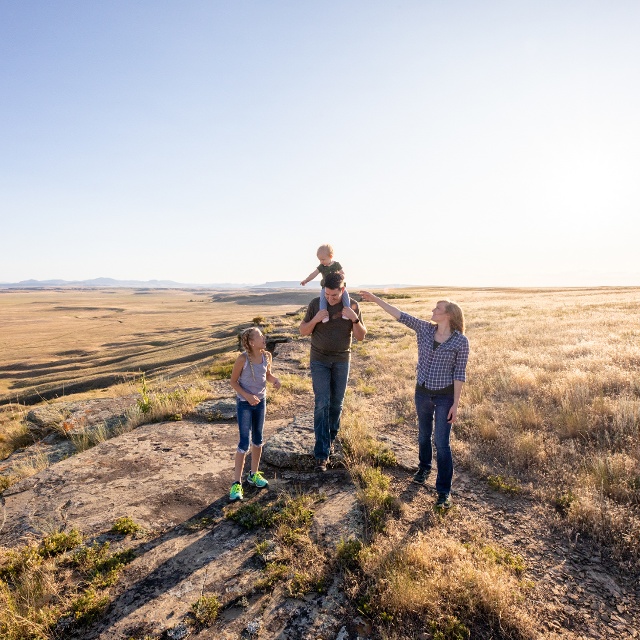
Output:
[{"xmin": 322, "ymin": 317, "xmax": 330, "ymax": 323}]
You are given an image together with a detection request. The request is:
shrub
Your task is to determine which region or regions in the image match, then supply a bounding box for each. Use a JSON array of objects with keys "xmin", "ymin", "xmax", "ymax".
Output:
[
  {"xmin": 191, "ymin": 595, "xmax": 220, "ymax": 627},
  {"xmin": 111, "ymin": 517, "xmax": 142, "ymax": 535}
]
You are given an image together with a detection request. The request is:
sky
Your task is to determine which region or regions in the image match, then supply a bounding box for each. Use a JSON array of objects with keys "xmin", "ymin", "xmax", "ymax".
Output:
[{"xmin": 1, "ymin": 1, "xmax": 639, "ymax": 287}]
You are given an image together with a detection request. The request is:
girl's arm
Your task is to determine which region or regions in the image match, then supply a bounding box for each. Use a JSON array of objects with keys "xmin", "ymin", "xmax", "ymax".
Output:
[
  {"xmin": 359, "ymin": 290, "xmax": 402, "ymax": 320},
  {"xmin": 265, "ymin": 352, "xmax": 281, "ymax": 390},
  {"xmin": 448, "ymin": 381, "xmax": 464, "ymax": 423},
  {"xmin": 300, "ymin": 268, "xmax": 320, "ymax": 285},
  {"xmin": 229, "ymin": 354, "xmax": 260, "ymax": 405}
]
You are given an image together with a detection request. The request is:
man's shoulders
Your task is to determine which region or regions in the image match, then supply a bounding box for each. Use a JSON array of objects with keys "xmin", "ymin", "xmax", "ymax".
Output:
[{"xmin": 304, "ymin": 297, "xmax": 320, "ymax": 319}]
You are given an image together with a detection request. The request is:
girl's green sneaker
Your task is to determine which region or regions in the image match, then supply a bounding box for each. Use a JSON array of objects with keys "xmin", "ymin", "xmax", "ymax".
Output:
[
  {"xmin": 246, "ymin": 471, "xmax": 269, "ymax": 488},
  {"xmin": 229, "ymin": 482, "xmax": 244, "ymax": 501}
]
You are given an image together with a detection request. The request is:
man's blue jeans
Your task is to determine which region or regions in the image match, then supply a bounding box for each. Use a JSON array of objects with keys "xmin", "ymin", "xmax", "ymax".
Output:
[
  {"xmin": 414, "ymin": 389, "xmax": 454, "ymax": 494},
  {"xmin": 310, "ymin": 360, "xmax": 350, "ymax": 460}
]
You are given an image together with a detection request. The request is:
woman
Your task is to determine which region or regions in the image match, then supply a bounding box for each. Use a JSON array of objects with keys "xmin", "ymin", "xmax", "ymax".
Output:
[{"xmin": 359, "ymin": 291, "xmax": 469, "ymax": 509}]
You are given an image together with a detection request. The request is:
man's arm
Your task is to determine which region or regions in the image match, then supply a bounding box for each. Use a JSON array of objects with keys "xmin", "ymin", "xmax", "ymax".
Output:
[{"xmin": 299, "ymin": 308, "xmax": 328, "ymax": 336}]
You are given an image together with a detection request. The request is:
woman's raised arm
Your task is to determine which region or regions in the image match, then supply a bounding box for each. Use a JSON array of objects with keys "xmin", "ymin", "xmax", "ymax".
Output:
[{"xmin": 359, "ymin": 290, "xmax": 402, "ymax": 320}]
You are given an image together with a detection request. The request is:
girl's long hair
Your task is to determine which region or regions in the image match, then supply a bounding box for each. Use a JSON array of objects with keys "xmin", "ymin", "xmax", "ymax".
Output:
[
  {"xmin": 240, "ymin": 327, "xmax": 263, "ymax": 380},
  {"xmin": 439, "ymin": 300, "xmax": 465, "ymax": 334},
  {"xmin": 240, "ymin": 327, "xmax": 259, "ymax": 353}
]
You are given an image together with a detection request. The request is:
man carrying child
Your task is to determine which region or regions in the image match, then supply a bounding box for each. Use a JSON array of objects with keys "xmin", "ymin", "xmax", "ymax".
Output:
[{"xmin": 299, "ymin": 271, "xmax": 367, "ymax": 471}]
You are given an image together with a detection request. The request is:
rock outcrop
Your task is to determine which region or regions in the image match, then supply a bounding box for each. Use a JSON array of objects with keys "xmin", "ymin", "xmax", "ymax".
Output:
[{"xmin": 262, "ymin": 413, "xmax": 345, "ymax": 470}]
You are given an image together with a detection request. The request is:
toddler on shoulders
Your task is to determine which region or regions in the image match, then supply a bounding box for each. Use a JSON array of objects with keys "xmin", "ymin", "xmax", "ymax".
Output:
[{"xmin": 300, "ymin": 243, "xmax": 351, "ymax": 322}]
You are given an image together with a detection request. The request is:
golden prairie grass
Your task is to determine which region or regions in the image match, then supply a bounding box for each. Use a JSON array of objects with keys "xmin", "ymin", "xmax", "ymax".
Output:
[
  {"xmin": 0, "ymin": 405, "xmax": 32, "ymax": 460},
  {"xmin": 265, "ymin": 372, "xmax": 313, "ymax": 411},
  {"xmin": 124, "ymin": 375, "xmax": 210, "ymax": 429},
  {"xmin": 0, "ymin": 288, "xmax": 309, "ymax": 404},
  {"xmin": 334, "ymin": 288, "xmax": 640, "ymax": 635},
  {"xmin": 357, "ymin": 529, "xmax": 535, "ymax": 639},
  {"xmin": 0, "ymin": 374, "xmax": 212, "ymax": 491},
  {"xmin": 354, "ymin": 286, "xmax": 640, "ymax": 564},
  {"xmin": 0, "ymin": 527, "xmax": 135, "ymax": 639}
]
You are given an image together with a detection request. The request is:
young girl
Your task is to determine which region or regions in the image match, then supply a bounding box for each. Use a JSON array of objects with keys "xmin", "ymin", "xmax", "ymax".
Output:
[
  {"xmin": 228, "ymin": 327, "xmax": 281, "ymax": 502},
  {"xmin": 300, "ymin": 243, "xmax": 351, "ymax": 322}
]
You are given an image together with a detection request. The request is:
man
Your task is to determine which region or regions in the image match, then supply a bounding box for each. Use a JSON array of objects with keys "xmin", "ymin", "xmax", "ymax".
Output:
[{"xmin": 299, "ymin": 271, "xmax": 367, "ymax": 471}]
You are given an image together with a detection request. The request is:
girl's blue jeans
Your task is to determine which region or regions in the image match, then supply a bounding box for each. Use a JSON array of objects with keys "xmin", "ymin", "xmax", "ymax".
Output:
[
  {"xmin": 319, "ymin": 287, "xmax": 351, "ymax": 312},
  {"xmin": 414, "ymin": 389, "xmax": 454, "ymax": 494},
  {"xmin": 236, "ymin": 398, "xmax": 265, "ymax": 453}
]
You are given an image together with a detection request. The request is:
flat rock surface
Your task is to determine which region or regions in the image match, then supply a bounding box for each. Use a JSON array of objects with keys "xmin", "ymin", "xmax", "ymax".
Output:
[
  {"xmin": 263, "ymin": 412, "xmax": 346, "ymax": 470},
  {"xmin": 0, "ymin": 414, "xmax": 361, "ymax": 640},
  {"xmin": 1, "ymin": 418, "xmax": 288, "ymax": 543},
  {"xmin": 25, "ymin": 395, "xmax": 138, "ymax": 436}
]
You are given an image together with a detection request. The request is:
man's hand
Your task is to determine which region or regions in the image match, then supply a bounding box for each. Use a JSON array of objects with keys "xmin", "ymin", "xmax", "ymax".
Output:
[
  {"xmin": 315, "ymin": 309, "xmax": 329, "ymax": 322},
  {"xmin": 342, "ymin": 305, "xmax": 358, "ymax": 322}
]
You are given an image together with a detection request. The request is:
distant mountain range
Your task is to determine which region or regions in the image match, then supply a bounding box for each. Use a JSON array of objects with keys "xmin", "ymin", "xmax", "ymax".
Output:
[
  {"xmin": 0, "ymin": 278, "xmax": 411, "ymax": 290},
  {"xmin": 0, "ymin": 278, "xmax": 319, "ymax": 290}
]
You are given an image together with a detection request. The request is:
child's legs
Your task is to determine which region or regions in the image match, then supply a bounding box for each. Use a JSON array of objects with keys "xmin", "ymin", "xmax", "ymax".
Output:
[
  {"xmin": 320, "ymin": 287, "xmax": 330, "ymax": 322},
  {"xmin": 319, "ymin": 288, "xmax": 328, "ymax": 311},
  {"xmin": 249, "ymin": 399, "xmax": 266, "ymax": 473},
  {"xmin": 235, "ymin": 399, "xmax": 252, "ymax": 482},
  {"xmin": 234, "ymin": 450, "xmax": 246, "ymax": 484},
  {"xmin": 341, "ymin": 288, "xmax": 350, "ymax": 309}
]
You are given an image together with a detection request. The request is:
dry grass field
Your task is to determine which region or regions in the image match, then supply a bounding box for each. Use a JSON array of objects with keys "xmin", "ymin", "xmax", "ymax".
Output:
[
  {"xmin": 0, "ymin": 288, "xmax": 311, "ymax": 405},
  {"xmin": 348, "ymin": 286, "xmax": 640, "ymax": 562},
  {"xmin": 1, "ymin": 285, "xmax": 640, "ymax": 639}
]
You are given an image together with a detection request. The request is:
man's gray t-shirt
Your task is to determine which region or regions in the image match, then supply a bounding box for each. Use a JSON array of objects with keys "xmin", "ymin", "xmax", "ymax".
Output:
[{"xmin": 304, "ymin": 297, "xmax": 363, "ymax": 364}]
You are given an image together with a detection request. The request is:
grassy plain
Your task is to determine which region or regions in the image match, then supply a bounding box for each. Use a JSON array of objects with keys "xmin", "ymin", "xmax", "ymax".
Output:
[
  {"xmin": 0, "ymin": 287, "xmax": 311, "ymax": 404},
  {"xmin": 2, "ymin": 285, "xmax": 640, "ymax": 638},
  {"xmin": 3, "ymin": 285, "xmax": 640, "ymax": 557},
  {"xmin": 346, "ymin": 285, "xmax": 640, "ymax": 563}
]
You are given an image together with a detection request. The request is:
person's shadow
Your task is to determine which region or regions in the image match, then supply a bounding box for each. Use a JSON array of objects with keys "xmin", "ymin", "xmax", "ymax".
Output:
[{"xmin": 85, "ymin": 494, "xmax": 258, "ymax": 638}]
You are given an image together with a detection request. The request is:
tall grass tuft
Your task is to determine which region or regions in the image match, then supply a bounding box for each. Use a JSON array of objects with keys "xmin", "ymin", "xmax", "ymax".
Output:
[{"xmin": 358, "ymin": 530, "xmax": 536, "ymax": 639}]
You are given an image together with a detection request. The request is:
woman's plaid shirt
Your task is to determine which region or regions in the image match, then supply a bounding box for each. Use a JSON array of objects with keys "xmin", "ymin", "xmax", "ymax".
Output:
[{"xmin": 398, "ymin": 312, "xmax": 469, "ymax": 391}]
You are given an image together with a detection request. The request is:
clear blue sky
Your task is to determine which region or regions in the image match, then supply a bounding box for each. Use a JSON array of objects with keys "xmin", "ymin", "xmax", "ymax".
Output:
[{"xmin": 2, "ymin": 1, "xmax": 639, "ymax": 286}]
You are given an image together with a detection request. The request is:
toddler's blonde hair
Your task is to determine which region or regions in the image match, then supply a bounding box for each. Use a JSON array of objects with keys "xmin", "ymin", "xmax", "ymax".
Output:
[{"xmin": 317, "ymin": 244, "xmax": 334, "ymax": 258}]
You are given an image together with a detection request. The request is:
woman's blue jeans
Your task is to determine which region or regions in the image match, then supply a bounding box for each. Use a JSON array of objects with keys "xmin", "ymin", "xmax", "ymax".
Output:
[
  {"xmin": 310, "ymin": 360, "xmax": 350, "ymax": 460},
  {"xmin": 414, "ymin": 389, "xmax": 454, "ymax": 494},
  {"xmin": 236, "ymin": 398, "xmax": 265, "ymax": 453}
]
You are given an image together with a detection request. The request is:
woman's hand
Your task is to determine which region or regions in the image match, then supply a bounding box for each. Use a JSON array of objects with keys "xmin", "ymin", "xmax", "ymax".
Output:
[
  {"xmin": 447, "ymin": 405, "xmax": 458, "ymax": 423},
  {"xmin": 359, "ymin": 290, "xmax": 402, "ymax": 320},
  {"xmin": 272, "ymin": 377, "xmax": 281, "ymax": 391},
  {"xmin": 359, "ymin": 290, "xmax": 379, "ymax": 303}
]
